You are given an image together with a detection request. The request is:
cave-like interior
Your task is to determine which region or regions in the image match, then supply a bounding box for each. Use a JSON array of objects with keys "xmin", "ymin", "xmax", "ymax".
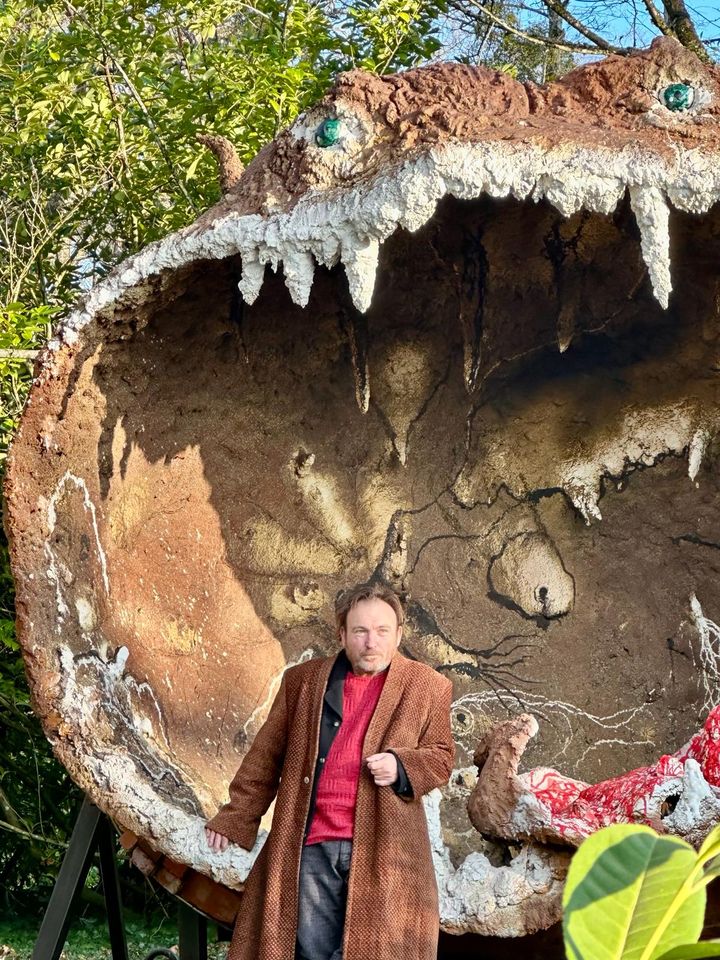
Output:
[{"xmin": 6, "ymin": 187, "xmax": 720, "ymax": 948}]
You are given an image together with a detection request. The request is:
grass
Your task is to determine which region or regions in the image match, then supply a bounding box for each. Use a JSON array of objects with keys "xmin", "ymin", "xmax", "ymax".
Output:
[{"xmin": 0, "ymin": 915, "xmax": 230, "ymax": 959}]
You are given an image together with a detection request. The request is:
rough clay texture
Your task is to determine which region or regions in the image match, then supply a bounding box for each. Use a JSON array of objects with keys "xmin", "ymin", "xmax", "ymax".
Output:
[{"xmin": 4, "ymin": 38, "xmax": 720, "ymax": 950}]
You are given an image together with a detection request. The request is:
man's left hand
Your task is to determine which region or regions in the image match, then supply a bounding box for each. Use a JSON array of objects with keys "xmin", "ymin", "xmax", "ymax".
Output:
[{"xmin": 366, "ymin": 752, "xmax": 398, "ymax": 786}]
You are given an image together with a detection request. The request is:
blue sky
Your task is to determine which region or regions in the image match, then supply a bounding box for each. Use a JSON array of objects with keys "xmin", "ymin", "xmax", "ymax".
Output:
[
  {"xmin": 566, "ymin": 0, "xmax": 720, "ymax": 50},
  {"xmin": 437, "ymin": 1, "xmax": 720, "ymax": 63}
]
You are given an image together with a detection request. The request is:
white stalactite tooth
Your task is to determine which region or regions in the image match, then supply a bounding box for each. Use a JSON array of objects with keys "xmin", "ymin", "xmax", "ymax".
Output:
[
  {"xmin": 688, "ymin": 428, "xmax": 709, "ymax": 482},
  {"xmin": 341, "ymin": 236, "xmax": 380, "ymax": 313},
  {"xmin": 393, "ymin": 435, "xmax": 408, "ymax": 466},
  {"xmin": 557, "ymin": 317, "xmax": 573, "ymax": 354},
  {"xmin": 281, "ymin": 248, "xmax": 315, "ymax": 308},
  {"xmin": 342, "ymin": 308, "xmax": 370, "ymax": 414},
  {"xmin": 238, "ymin": 250, "xmax": 266, "ymax": 305},
  {"xmin": 556, "ymin": 277, "xmax": 581, "ymax": 354},
  {"xmin": 566, "ymin": 481, "xmax": 602, "ymax": 524},
  {"xmin": 628, "ymin": 185, "xmax": 672, "ymax": 310}
]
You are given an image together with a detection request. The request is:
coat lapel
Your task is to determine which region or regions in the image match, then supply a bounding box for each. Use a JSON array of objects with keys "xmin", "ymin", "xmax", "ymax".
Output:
[
  {"xmin": 309, "ymin": 654, "xmax": 336, "ymax": 753},
  {"xmin": 323, "ymin": 649, "xmax": 350, "ymax": 720},
  {"xmin": 362, "ymin": 653, "xmax": 407, "ymax": 756}
]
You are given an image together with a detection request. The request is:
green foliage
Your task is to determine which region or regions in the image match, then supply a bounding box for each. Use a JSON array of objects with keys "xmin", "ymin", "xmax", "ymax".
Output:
[
  {"xmin": 0, "ymin": 913, "xmax": 230, "ymax": 958},
  {"xmin": 563, "ymin": 823, "xmax": 720, "ymax": 960},
  {"xmin": 0, "ymin": 0, "xmax": 444, "ymax": 319},
  {"xmin": 1, "ymin": 303, "xmax": 59, "ymax": 467},
  {"xmin": 343, "ymin": 0, "xmax": 445, "ymax": 72},
  {"xmin": 440, "ymin": 0, "xmax": 576, "ymax": 79},
  {"xmin": 657, "ymin": 946, "xmax": 720, "ymax": 959}
]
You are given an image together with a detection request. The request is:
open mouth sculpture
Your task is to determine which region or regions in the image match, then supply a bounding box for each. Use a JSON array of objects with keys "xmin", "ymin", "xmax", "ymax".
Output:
[{"xmin": 4, "ymin": 35, "xmax": 720, "ymax": 942}]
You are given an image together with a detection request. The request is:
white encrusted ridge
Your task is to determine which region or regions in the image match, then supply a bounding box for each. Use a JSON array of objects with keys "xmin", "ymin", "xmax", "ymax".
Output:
[
  {"xmin": 47, "ymin": 139, "xmax": 720, "ymax": 369},
  {"xmin": 629, "ymin": 184, "xmax": 672, "ymax": 309},
  {"xmin": 559, "ymin": 403, "xmax": 716, "ymax": 523}
]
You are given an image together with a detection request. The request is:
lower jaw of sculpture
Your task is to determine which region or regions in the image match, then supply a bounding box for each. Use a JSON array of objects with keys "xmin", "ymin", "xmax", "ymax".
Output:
[
  {"xmin": 6, "ymin": 180, "xmax": 720, "ymax": 939},
  {"xmin": 469, "ymin": 704, "xmax": 720, "ymax": 846}
]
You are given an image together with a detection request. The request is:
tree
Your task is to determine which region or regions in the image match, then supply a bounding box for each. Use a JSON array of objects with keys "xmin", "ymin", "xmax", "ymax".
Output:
[{"xmin": 438, "ymin": 0, "xmax": 719, "ymax": 74}]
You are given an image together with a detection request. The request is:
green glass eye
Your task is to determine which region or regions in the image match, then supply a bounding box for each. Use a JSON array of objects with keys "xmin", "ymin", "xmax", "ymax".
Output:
[
  {"xmin": 662, "ymin": 82, "xmax": 694, "ymax": 112},
  {"xmin": 315, "ymin": 118, "xmax": 341, "ymax": 147}
]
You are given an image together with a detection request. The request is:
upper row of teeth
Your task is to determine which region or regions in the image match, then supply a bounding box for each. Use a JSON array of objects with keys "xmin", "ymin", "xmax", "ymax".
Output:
[{"xmin": 53, "ymin": 138, "xmax": 720, "ymax": 354}]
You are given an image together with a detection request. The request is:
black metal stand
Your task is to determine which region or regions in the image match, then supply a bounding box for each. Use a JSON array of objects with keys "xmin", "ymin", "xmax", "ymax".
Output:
[
  {"xmin": 33, "ymin": 797, "xmax": 128, "ymax": 960},
  {"xmin": 33, "ymin": 797, "xmax": 211, "ymax": 960},
  {"xmin": 179, "ymin": 902, "xmax": 208, "ymax": 960}
]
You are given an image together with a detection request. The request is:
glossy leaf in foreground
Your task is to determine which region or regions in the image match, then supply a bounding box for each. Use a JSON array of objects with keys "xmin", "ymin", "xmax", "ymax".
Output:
[
  {"xmin": 563, "ymin": 824, "xmax": 705, "ymax": 960},
  {"xmin": 656, "ymin": 942, "xmax": 720, "ymax": 960}
]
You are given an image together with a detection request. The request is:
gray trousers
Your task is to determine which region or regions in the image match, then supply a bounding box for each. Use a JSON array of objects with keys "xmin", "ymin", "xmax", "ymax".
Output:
[{"xmin": 295, "ymin": 840, "xmax": 353, "ymax": 960}]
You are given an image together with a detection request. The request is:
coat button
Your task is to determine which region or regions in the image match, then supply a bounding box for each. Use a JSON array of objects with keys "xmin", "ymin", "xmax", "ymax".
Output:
[
  {"xmin": 319, "ymin": 757, "xmax": 325, "ymax": 763},
  {"xmin": 303, "ymin": 776, "xmax": 310, "ymax": 784},
  {"xmin": 333, "ymin": 721, "xmax": 340, "ymax": 727}
]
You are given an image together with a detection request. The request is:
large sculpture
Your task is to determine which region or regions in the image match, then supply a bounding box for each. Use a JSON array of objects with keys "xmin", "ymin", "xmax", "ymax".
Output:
[{"xmin": 4, "ymin": 36, "xmax": 720, "ymax": 944}]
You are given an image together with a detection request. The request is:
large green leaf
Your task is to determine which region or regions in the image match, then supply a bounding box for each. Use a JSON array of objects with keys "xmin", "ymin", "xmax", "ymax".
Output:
[
  {"xmin": 563, "ymin": 824, "xmax": 705, "ymax": 960},
  {"xmin": 656, "ymin": 943, "xmax": 720, "ymax": 960}
]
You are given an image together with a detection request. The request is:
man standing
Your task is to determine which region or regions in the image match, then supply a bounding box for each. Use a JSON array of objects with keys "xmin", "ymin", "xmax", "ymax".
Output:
[{"xmin": 205, "ymin": 581, "xmax": 455, "ymax": 960}]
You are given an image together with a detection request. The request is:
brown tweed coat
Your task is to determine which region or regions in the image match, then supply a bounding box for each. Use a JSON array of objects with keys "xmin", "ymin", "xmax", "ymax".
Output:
[{"xmin": 206, "ymin": 651, "xmax": 455, "ymax": 960}]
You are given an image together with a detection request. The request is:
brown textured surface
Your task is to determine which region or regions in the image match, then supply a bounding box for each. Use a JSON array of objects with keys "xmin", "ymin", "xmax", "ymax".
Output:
[
  {"xmin": 8, "ymin": 196, "xmax": 720, "ymax": 802},
  {"xmin": 199, "ymin": 37, "xmax": 720, "ymax": 220},
  {"xmin": 5, "ymin": 192, "xmax": 720, "ymax": 941}
]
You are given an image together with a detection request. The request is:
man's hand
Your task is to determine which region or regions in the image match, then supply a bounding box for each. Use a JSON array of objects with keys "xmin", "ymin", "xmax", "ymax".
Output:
[
  {"xmin": 205, "ymin": 827, "xmax": 230, "ymax": 853},
  {"xmin": 366, "ymin": 752, "xmax": 398, "ymax": 787}
]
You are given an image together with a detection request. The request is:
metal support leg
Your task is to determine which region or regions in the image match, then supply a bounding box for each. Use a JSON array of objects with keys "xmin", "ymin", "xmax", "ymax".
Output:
[
  {"xmin": 33, "ymin": 799, "xmax": 102, "ymax": 960},
  {"xmin": 178, "ymin": 901, "xmax": 208, "ymax": 960},
  {"xmin": 35, "ymin": 794, "xmax": 210, "ymax": 960},
  {"xmin": 97, "ymin": 812, "xmax": 129, "ymax": 960},
  {"xmin": 33, "ymin": 797, "xmax": 129, "ymax": 960}
]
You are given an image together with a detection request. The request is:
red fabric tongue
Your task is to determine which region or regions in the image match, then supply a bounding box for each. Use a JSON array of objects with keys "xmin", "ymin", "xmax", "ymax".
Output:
[{"xmin": 512, "ymin": 706, "xmax": 720, "ymax": 843}]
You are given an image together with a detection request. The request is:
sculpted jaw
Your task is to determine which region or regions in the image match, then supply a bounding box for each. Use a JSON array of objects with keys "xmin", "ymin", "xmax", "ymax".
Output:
[
  {"xmin": 50, "ymin": 139, "xmax": 718, "ymax": 350},
  {"xmin": 6, "ymin": 36, "xmax": 720, "ymax": 946}
]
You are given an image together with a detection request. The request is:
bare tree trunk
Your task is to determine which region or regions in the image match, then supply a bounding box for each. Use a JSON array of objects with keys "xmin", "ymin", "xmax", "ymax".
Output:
[
  {"xmin": 662, "ymin": 0, "xmax": 710, "ymax": 61},
  {"xmin": 545, "ymin": 6, "xmax": 563, "ymax": 80}
]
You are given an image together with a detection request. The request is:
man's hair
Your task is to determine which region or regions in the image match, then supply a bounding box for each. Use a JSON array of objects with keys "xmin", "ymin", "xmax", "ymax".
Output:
[{"xmin": 335, "ymin": 581, "xmax": 405, "ymax": 636}]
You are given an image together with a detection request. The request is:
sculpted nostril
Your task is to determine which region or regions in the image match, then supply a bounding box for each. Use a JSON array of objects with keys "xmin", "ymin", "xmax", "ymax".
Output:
[{"xmin": 537, "ymin": 586, "xmax": 549, "ymax": 602}]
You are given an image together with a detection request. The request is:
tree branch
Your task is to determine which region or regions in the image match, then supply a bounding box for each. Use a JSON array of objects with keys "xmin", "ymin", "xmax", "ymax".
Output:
[
  {"xmin": 62, "ymin": 0, "xmax": 196, "ymax": 205},
  {"xmin": 103, "ymin": 56, "xmax": 131, "ymax": 176},
  {"xmin": 540, "ymin": 0, "xmax": 621, "ymax": 52},
  {"xmin": 0, "ymin": 783, "xmax": 25, "ymax": 832},
  {"xmin": 642, "ymin": 0, "xmax": 671, "ymax": 36},
  {"xmin": 662, "ymin": 0, "xmax": 711, "ymax": 61},
  {"xmin": 456, "ymin": 0, "xmax": 624, "ymax": 54},
  {"xmin": 0, "ymin": 818, "xmax": 66, "ymax": 847}
]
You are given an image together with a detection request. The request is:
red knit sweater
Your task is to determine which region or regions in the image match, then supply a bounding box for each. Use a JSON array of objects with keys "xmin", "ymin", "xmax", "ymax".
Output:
[{"xmin": 305, "ymin": 668, "xmax": 387, "ymax": 845}]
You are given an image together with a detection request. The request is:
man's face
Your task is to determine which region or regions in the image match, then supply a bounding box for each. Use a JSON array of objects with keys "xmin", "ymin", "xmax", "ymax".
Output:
[{"xmin": 341, "ymin": 597, "xmax": 403, "ymax": 675}]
